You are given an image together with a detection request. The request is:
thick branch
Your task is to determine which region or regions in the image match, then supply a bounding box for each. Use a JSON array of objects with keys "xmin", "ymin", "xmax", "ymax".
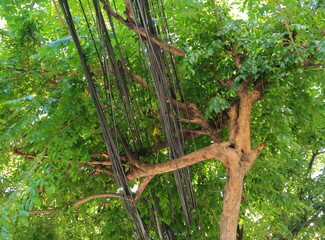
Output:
[
  {"xmin": 226, "ymin": 50, "xmax": 245, "ymax": 69},
  {"xmin": 127, "ymin": 142, "xmax": 234, "ymax": 181},
  {"xmin": 123, "ymin": 0, "xmax": 136, "ymax": 22},
  {"xmin": 71, "ymin": 193, "xmax": 126, "ymax": 205},
  {"xmin": 181, "ymin": 128, "xmax": 209, "ymax": 136},
  {"xmin": 228, "ymin": 103, "xmax": 239, "ymax": 142},
  {"xmin": 239, "ymin": 142, "xmax": 267, "ymax": 174},
  {"xmin": 251, "ymin": 78, "xmax": 267, "ymax": 102},
  {"xmin": 90, "ymin": 152, "xmax": 109, "ymax": 158},
  {"xmin": 227, "ymin": 84, "xmax": 256, "ymax": 152},
  {"xmin": 122, "ymin": 68, "xmax": 155, "ymax": 93},
  {"xmin": 12, "ymin": 131, "xmax": 202, "ymax": 178}
]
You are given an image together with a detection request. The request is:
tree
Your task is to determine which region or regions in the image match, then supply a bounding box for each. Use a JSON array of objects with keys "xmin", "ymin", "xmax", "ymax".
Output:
[{"xmin": 0, "ymin": 0, "xmax": 324, "ymax": 239}]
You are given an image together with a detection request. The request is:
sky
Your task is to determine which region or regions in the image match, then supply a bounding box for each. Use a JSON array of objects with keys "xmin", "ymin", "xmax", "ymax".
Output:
[{"xmin": 0, "ymin": 19, "xmax": 5, "ymax": 28}]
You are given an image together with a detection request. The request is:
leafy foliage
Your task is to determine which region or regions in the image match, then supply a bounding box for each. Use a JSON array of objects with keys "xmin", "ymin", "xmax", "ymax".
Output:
[
  {"xmin": 0, "ymin": 0, "xmax": 324, "ymax": 239},
  {"xmin": 205, "ymin": 97, "xmax": 230, "ymax": 120}
]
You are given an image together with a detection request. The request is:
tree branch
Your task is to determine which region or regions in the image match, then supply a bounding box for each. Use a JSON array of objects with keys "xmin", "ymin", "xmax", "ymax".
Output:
[
  {"xmin": 171, "ymin": 101, "xmax": 221, "ymax": 142},
  {"xmin": 277, "ymin": 0, "xmax": 300, "ymax": 56},
  {"xmin": 134, "ymin": 175, "xmax": 154, "ymax": 202},
  {"xmin": 71, "ymin": 193, "xmax": 127, "ymax": 205},
  {"xmin": 126, "ymin": 141, "xmax": 234, "ymax": 181},
  {"xmin": 115, "ymin": 128, "xmax": 146, "ymax": 169},
  {"xmin": 308, "ymin": 150, "xmax": 325, "ymax": 170},
  {"xmin": 52, "ymin": 0, "xmax": 67, "ymax": 28},
  {"xmin": 180, "ymin": 128, "xmax": 209, "ymax": 136},
  {"xmin": 303, "ymin": 67, "xmax": 325, "ymax": 71},
  {"xmin": 80, "ymin": 164, "xmax": 115, "ymax": 178},
  {"xmin": 226, "ymin": 49, "xmax": 245, "ymax": 69},
  {"xmin": 123, "ymin": 0, "xmax": 136, "ymax": 23},
  {"xmin": 12, "ymin": 148, "xmax": 35, "ymax": 159},
  {"xmin": 26, "ymin": 193, "xmax": 126, "ymax": 215},
  {"xmin": 100, "ymin": 0, "xmax": 185, "ymax": 56}
]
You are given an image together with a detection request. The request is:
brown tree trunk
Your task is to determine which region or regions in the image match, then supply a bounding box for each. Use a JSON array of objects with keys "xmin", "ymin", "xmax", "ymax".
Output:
[
  {"xmin": 220, "ymin": 168, "xmax": 245, "ymax": 240},
  {"xmin": 219, "ymin": 88, "xmax": 257, "ymax": 239}
]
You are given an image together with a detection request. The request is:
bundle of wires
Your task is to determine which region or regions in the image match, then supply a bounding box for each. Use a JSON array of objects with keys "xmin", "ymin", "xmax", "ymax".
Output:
[
  {"xmin": 130, "ymin": 0, "xmax": 196, "ymax": 228},
  {"xmin": 58, "ymin": 0, "xmax": 196, "ymax": 238}
]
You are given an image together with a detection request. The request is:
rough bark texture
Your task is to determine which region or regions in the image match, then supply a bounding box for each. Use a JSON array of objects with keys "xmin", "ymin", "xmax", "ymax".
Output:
[
  {"xmin": 221, "ymin": 171, "xmax": 244, "ymax": 240},
  {"xmin": 235, "ymin": 93, "xmax": 252, "ymax": 152},
  {"xmin": 219, "ymin": 87, "xmax": 264, "ymax": 240}
]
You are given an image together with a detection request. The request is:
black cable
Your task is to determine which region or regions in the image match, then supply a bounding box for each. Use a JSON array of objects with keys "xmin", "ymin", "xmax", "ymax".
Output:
[
  {"xmin": 133, "ymin": 0, "xmax": 195, "ymax": 228},
  {"xmin": 58, "ymin": 1, "xmax": 150, "ymax": 239}
]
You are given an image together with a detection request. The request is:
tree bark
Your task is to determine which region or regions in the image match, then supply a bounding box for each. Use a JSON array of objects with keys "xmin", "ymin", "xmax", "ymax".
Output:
[
  {"xmin": 126, "ymin": 142, "xmax": 232, "ymax": 181},
  {"xmin": 220, "ymin": 169, "xmax": 245, "ymax": 240},
  {"xmin": 220, "ymin": 88, "xmax": 264, "ymax": 239}
]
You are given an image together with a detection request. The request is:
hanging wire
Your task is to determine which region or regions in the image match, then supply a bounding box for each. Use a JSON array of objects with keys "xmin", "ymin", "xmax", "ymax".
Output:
[
  {"xmin": 58, "ymin": 0, "xmax": 150, "ymax": 239},
  {"xmin": 59, "ymin": 0, "xmax": 198, "ymax": 236},
  {"xmin": 130, "ymin": 0, "xmax": 196, "ymax": 229},
  {"xmin": 158, "ymin": 0, "xmax": 198, "ymax": 215},
  {"xmin": 94, "ymin": 0, "xmax": 144, "ymax": 150}
]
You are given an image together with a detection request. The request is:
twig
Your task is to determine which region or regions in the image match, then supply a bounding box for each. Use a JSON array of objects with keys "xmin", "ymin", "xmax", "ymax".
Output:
[
  {"xmin": 181, "ymin": 128, "xmax": 209, "ymax": 136},
  {"xmin": 52, "ymin": 0, "xmax": 67, "ymax": 28},
  {"xmin": 12, "ymin": 149, "xmax": 35, "ymax": 159},
  {"xmin": 303, "ymin": 68, "xmax": 325, "ymax": 71},
  {"xmin": 277, "ymin": 0, "xmax": 300, "ymax": 56},
  {"xmin": 80, "ymin": 164, "xmax": 114, "ymax": 178},
  {"xmin": 115, "ymin": 128, "xmax": 145, "ymax": 169},
  {"xmin": 308, "ymin": 150, "xmax": 325, "ymax": 170},
  {"xmin": 25, "ymin": 193, "xmax": 126, "ymax": 216},
  {"xmin": 211, "ymin": 0, "xmax": 221, "ymax": 28},
  {"xmin": 134, "ymin": 176, "xmax": 154, "ymax": 202}
]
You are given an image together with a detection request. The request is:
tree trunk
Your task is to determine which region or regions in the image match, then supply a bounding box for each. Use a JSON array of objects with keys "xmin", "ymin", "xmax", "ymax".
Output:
[{"xmin": 220, "ymin": 169, "xmax": 244, "ymax": 240}]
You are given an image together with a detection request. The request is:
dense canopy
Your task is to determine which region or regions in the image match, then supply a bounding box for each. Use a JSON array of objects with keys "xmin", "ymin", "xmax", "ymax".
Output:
[{"xmin": 0, "ymin": 0, "xmax": 324, "ymax": 239}]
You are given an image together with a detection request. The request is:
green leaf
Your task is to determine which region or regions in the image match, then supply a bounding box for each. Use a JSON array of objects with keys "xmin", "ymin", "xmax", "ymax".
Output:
[
  {"xmin": 20, "ymin": 216, "xmax": 29, "ymax": 227},
  {"xmin": 19, "ymin": 210, "xmax": 29, "ymax": 217},
  {"xmin": 47, "ymin": 185, "xmax": 56, "ymax": 195},
  {"xmin": 205, "ymin": 97, "xmax": 230, "ymax": 119},
  {"xmin": 1, "ymin": 232, "xmax": 8, "ymax": 239}
]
